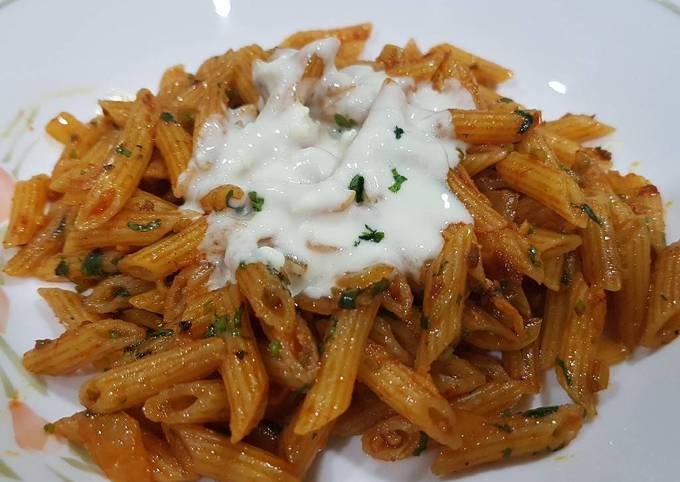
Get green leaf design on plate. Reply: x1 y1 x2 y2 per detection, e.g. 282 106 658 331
48 466 75 482
61 456 102 476
0 337 47 394
0 458 21 480
0 363 17 398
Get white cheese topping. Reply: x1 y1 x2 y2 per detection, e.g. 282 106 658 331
181 38 474 297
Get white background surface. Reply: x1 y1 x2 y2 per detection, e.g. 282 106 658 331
0 0 679 481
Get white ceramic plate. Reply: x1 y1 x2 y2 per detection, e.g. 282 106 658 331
1 0 679 480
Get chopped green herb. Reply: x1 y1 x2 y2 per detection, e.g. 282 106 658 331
492 423 513 433
226 189 234 206
327 323 337 338
420 314 430 330
147 328 174 338
354 224 384 246
349 174 365 203
556 357 573 386
579 203 603 225
574 299 586 316
128 218 162 232
268 340 282 358
339 288 362 309
115 144 132 158
502 447 512 459
388 168 408 193
394 125 404 139
55 258 69 277
205 315 228 337
234 350 247 360
112 287 130 298
160 111 176 123
108 330 121 339
498 97 514 103
522 406 559 419
514 110 534 134
248 191 264 212
43 422 55 433
527 245 541 267
370 278 390 295
179 320 192 334
412 432 429 456
81 249 104 276
334 113 357 129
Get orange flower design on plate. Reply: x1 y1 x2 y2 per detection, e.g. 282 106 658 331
0 166 14 222
9 400 49 451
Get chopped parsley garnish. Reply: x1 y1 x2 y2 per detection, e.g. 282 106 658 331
574 299 586 316
268 340 282 358
522 406 559 419
147 328 174 338
108 330 120 339
370 278 390 295
226 189 234 206
492 423 513 433
43 423 55 433
412 432 429 456
527 245 541 268
334 113 357 129
55 258 69 277
502 447 513 459
420 314 430 330
248 191 264 212
354 224 384 247
388 168 408 193
338 288 362 309
81 249 104 276
112 287 130 298
204 315 228 338
349 174 365 203
579 203 603 225
114 144 132 158
127 218 162 232
514 110 534 134
394 125 404 139
160 111 176 123
556 357 573 386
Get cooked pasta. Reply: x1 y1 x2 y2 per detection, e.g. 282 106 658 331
3 23 678 481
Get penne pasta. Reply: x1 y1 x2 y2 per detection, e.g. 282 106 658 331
38 287 101 329
3 174 50 248
143 380 230 425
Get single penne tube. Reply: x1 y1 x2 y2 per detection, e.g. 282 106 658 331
380 272 414 320
163 424 298 482
230 45 266 105
416 223 473 371
155 111 193 197
278 405 335 477
158 64 193 104
432 404 585 475
460 146 510 176
119 217 207 281
446 166 507 233
369 314 413 366
119 308 163 329
362 415 424 461
294 298 381 434
537 285 572 371
80 338 225 412
541 252 564 291
541 113 614 142
501 342 540 394
578 195 622 291
358 341 462 449
192 81 228 140
214 284 269 442
451 379 532 415
3 203 74 277
64 209 180 254
3 174 50 248
386 50 446 83
38 287 101 329
236 262 297 339
76 89 159 229
431 352 486 399
432 54 483 107
141 429 198 482
143 380 230 424
129 287 168 314
99 99 133 127
535 126 581 167
556 274 606 416
125 188 179 212
642 241 680 347
83 275 154 314
163 262 214 325
612 215 651 348
450 109 540 144
45 112 90 144
23 319 145 375
496 152 588 228
142 151 170 182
